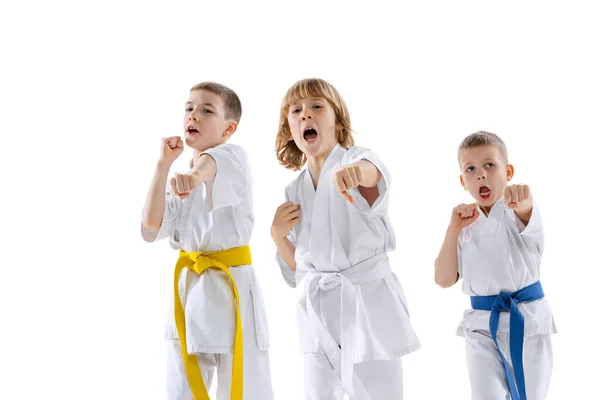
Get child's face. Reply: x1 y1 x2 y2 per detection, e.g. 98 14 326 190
183 89 234 152
459 145 514 209
287 97 337 160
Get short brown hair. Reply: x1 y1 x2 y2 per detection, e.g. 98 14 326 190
276 78 354 171
458 130 508 163
190 82 242 123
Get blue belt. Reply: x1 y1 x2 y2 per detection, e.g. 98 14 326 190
470 281 544 400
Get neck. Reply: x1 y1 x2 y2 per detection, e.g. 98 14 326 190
306 143 337 188
478 196 502 216
479 205 492 217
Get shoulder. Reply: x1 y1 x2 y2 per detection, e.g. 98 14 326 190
284 170 306 199
287 170 305 190
204 143 249 167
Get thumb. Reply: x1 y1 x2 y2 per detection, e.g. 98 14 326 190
342 191 354 203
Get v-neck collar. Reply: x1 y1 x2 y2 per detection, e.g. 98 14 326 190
305 143 343 193
477 197 506 220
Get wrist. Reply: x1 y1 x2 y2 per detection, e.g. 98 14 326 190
447 225 462 238
156 159 173 172
271 229 286 243
515 203 533 222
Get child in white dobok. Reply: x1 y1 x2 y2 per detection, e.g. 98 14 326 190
435 131 557 400
142 82 274 400
271 78 420 400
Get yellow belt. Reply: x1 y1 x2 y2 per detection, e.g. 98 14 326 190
174 246 251 400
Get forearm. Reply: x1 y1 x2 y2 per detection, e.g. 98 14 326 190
356 160 382 188
142 160 172 231
514 205 533 226
434 226 461 288
273 236 297 271
190 154 217 182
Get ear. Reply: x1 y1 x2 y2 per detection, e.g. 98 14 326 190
222 121 238 138
506 164 515 181
460 175 467 191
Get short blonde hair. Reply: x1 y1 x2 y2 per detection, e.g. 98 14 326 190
458 130 508 163
276 78 354 171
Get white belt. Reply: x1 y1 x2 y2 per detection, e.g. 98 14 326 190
304 253 391 396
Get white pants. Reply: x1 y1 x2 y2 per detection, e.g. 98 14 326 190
303 353 403 400
465 330 553 400
166 294 273 400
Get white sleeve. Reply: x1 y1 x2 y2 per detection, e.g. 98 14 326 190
276 186 297 288
342 146 390 215
141 188 179 242
515 201 544 255
202 144 249 212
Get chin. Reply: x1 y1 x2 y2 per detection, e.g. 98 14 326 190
478 196 499 207
303 147 321 157
185 135 203 149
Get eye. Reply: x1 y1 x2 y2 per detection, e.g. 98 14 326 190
466 166 474 172
312 104 322 109
203 108 213 114
185 107 193 112
485 163 495 168
290 108 301 114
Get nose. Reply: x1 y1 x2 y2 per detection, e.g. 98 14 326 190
477 169 487 180
188 108 199 121
301 109 313 120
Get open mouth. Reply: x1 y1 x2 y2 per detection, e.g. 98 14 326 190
303 127 318 143
187 126 199 136
479 186 491 200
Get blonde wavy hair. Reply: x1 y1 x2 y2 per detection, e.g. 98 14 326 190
276 78 354 171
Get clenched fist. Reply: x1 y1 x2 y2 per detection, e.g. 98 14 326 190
450 203 480 231
169 172 201 200
271 202 301 240
160 136 184 163
333 165 363 203
504 184 532 213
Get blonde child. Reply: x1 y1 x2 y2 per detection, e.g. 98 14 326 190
271 78 420 400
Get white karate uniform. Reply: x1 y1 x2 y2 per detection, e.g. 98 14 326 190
276 144 420 400
142 143 274 400
457 198 557 400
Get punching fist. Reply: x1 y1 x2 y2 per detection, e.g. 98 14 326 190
504 184 532 213
169 172 200 200
333 165 363 203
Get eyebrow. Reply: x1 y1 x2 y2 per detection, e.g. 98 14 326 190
185 102 216 108
289 97 326 107
461 158 497 167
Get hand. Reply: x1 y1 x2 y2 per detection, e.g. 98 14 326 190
450 203 480 231
160 136 184 163
333 164 363 203
504 184 532 212
271 202 301 240
169 172 201 200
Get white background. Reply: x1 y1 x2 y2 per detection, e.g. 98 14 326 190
1 1 598 399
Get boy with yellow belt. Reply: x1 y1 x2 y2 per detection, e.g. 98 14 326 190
142 82 274 400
